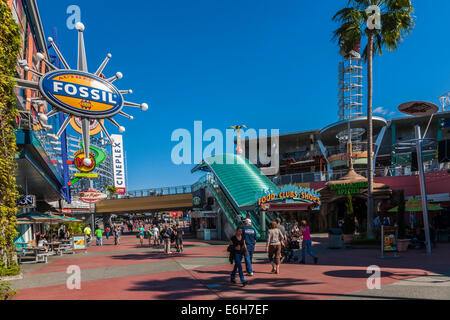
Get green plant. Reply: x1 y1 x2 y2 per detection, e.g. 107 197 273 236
397 191 407 239
64 222 86 235
0 281 17 300
105 185 118 199
333 0 415 238
0 0 22 275
343 194 355 234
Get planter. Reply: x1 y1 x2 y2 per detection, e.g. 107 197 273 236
397 239 411 252
343 234 354 244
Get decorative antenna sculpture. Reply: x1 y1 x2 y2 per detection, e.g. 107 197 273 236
15 22 148 167
229 125 247 155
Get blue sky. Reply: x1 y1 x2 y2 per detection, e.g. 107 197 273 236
37 0 450 190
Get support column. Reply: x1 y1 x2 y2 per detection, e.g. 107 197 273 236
260 210 266 240
391 122 396 176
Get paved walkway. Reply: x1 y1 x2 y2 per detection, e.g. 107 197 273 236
10 234 450 300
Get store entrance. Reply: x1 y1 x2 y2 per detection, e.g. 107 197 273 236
332 196 367 233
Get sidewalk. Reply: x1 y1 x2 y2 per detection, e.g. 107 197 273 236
10 234 450 300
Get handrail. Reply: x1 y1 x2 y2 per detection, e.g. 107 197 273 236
206 180 240 230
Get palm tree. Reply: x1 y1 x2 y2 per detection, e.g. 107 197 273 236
333 0 414 238
105 185 118 199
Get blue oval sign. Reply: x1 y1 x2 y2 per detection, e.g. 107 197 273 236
40 70 123 119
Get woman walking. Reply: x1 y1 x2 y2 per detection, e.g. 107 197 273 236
266 221 284 274
175 224 184 253
299 220 318 264
113 226 120 246
138 223 145 247
229 228 249 287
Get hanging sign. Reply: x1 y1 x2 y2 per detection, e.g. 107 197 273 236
256 185 321 210
74 150 96 172
111 134 126 194
15 22 148 168
40 70 123 118
70 117 103 135
78 188 108 204
329 181 368 195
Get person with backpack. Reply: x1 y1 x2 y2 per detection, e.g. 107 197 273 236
161 224 173 254
175 224 184 253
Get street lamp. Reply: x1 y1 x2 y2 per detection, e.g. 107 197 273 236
397 101 439 255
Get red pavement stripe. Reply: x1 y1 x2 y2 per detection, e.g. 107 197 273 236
13 262 430 300
13 268 220 300
28 244 229 276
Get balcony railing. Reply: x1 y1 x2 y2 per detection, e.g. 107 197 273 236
127 185 192 198
271 161 450 185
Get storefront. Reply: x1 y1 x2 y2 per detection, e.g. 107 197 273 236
189 211 218 240
318 169 392 232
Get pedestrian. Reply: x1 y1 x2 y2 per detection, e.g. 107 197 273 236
161 224 173 254
266 221 284 274
105 226 110 240
152 224 160 247
138 223 145 247
95 226 103 247
83 225 92 246
299 220 318 264
147 227 153 247
242 218 256 276
276 218 287 241
113 226 120 245
229 228 249 287
175 224 184 253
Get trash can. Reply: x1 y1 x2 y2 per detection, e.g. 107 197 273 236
328 228 343 249
203 229 211 241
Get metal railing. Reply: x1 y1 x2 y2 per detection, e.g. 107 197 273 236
127 185 192 198
271 162 450 185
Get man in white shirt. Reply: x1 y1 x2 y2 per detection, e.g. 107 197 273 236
152 225 160 246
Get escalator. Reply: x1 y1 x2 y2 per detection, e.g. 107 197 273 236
192 154 278 240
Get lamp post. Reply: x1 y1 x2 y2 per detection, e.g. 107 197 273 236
398 101 439 255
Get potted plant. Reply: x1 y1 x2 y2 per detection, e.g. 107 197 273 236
342 194 355 243
396 192 410 252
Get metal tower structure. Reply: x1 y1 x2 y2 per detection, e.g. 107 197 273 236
439 92 449 111
337 53 365 152
338 55 363 121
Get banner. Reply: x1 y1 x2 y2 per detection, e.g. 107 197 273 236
111 134 126 194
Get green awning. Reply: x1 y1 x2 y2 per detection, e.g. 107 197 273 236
388 198 443 213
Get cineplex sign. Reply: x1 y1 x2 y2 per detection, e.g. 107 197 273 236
329 181 368 195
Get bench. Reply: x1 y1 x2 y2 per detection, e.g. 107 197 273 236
17 248 49 264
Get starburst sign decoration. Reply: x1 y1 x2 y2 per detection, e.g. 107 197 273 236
15 22 148 167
